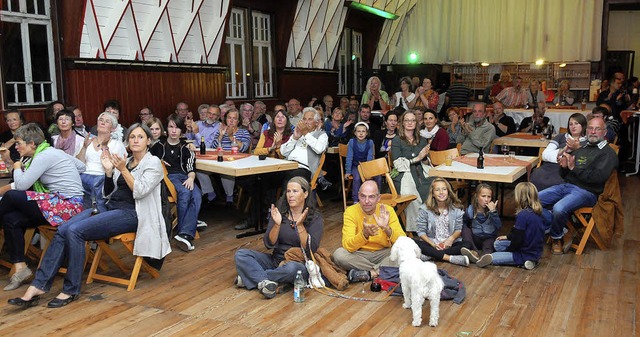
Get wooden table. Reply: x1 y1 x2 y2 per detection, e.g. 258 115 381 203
492 133 550 149
196 154 298 237
430 153 539 215
430 153 539 183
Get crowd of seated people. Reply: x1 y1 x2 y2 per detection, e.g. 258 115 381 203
0 69 634 308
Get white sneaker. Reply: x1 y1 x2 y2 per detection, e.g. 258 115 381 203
449 255 469 267
196 220 208 229
257 280 278 299
235 275 245 288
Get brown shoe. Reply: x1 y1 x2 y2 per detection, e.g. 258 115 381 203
552 239 563 255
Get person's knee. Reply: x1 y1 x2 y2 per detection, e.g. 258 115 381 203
235 248 251 263
331 248 350 265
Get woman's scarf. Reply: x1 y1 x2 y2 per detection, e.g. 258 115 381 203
55 134 76 156
24 142 51 192
420 125 440 139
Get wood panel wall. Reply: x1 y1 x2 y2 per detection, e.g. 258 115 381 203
278 70 338 104
65 69 226 127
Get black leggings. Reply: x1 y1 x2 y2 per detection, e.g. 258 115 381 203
0 190 48 263
414 238 472 261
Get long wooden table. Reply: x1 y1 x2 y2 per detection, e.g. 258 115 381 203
196 154 298 237
492 133 550 149
430 153 539 183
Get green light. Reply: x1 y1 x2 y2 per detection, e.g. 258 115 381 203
408 53 418 63
347 1 399 20
351 54 356 61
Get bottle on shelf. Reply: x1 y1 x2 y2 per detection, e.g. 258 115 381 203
200 136 206 155
477 148 484 169
294 270 305 303
231 137 239 154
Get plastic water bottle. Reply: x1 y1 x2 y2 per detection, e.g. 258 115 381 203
294 270 305 303
231 136 239 154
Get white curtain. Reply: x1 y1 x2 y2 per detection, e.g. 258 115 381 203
392 0 603 64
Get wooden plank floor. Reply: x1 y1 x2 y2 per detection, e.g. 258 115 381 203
0 175 638 336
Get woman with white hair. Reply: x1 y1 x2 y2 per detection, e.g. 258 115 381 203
362 76 389 111
280 107 329 187
76 112 127 212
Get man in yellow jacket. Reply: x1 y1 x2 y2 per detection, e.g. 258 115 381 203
332 180 406 282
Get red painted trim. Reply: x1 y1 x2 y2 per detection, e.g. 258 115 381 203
175 0 206 56
141 1 171 53
89 0 107 58
128 0 145 61
197 13 207 61
104 1 128 51
165 7 178 62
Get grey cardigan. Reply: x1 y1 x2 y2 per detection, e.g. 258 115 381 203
104 152 171 259
415 204 464 242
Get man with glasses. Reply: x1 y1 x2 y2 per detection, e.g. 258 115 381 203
332 180 406 283
538 117 618 255
176 102 189 119
187 105 221 148
240 103 261 148
287 98 303 126
138 107 153 123
459 103 496 154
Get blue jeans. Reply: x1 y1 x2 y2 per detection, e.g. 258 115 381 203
81 173 106 213
538 183 597 239
168 173 201 238
31 207 138 295
234 249 307 290
491 239 516 266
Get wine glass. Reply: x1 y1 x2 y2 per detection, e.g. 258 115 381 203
501 145 509 161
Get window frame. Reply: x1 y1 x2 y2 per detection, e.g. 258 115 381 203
1 0 58 107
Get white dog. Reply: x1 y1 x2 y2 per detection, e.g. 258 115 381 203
390 236 444 327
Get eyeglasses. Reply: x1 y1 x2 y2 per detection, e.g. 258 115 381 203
15 140 26 146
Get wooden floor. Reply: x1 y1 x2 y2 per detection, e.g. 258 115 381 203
0 175 638 336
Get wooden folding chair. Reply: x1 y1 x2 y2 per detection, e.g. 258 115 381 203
162 163 199 239
0 228 37 271
565 144 619 255
36 225 105 273
310 152 326 207
338 144 353 210
430 148 468 200
86 232 160 291
357 158 417 227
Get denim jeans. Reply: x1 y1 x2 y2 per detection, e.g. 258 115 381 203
234 248 307 290
168 173 202 238
538 183 597 239
81 173 106 213
491 239 516 266
31 207 138 295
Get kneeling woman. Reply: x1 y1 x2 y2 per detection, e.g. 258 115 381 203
9 123 171 308
234 177 323 299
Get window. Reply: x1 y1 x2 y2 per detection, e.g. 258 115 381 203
225 8 275 99
1 0 57 106
337 29 363 96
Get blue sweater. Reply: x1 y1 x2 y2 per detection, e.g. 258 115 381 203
507 208 545 264
345 138 374 173
464 205 502 238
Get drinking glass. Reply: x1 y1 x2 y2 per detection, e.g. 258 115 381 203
501 145 509 161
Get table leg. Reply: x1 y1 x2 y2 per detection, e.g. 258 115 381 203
237 175 267 238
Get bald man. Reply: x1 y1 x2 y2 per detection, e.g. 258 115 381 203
332 180 406 283
538 117 618 255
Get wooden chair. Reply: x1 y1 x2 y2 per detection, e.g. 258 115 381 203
565 144 619 255
162 163 199 239
357 158 417 226
0 228 37 271
558 127 568 134
86 232 160 291
429 148 468 200
37 225 104 273
310 152 326 207
338 144 353 210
